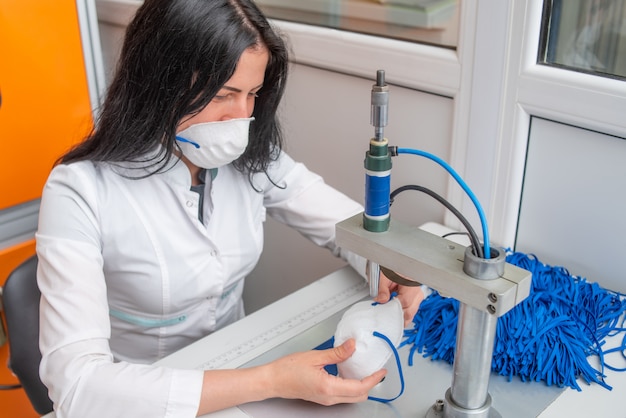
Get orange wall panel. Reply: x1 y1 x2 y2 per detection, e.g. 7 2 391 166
0 0 94 210
0 2 94 413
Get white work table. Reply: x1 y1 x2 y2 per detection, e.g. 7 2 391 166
157 264 626 418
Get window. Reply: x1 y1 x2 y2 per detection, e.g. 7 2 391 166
256 0 459 48
539 0 626 80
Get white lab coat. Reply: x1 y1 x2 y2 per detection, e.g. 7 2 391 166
36 150 366 417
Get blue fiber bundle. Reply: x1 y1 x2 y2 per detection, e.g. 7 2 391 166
400 251 626 391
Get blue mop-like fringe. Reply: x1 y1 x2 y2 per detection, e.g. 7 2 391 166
400 250 626 391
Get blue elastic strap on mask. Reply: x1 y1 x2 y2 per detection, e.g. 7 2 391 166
315 294 406 403
315 331 405 404
371 291 398 306
175 136 200 148
367 331 405 403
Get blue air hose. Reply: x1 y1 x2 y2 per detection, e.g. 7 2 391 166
395 147 491 259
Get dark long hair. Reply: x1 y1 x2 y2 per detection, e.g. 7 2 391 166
60 0 288 176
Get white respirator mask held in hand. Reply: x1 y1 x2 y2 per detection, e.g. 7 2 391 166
333 296 406 402
175 117 254 169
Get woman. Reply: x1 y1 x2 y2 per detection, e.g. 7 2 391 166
36 0 423 416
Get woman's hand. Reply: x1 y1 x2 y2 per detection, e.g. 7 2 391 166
269 338 387 406
375 271 425 327
197 339 385 415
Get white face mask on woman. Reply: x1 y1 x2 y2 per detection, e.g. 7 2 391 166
175 117 254 169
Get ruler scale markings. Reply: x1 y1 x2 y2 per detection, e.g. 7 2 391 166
200 281 367 370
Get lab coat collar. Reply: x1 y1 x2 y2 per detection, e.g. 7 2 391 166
105 146 197 189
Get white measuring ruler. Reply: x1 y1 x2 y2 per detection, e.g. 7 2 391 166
156 267 369 371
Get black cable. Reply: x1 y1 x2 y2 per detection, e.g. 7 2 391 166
442 231 472 241
390 184 484 258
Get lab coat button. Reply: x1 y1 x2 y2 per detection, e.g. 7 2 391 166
186 200 193 207
210 250 217 257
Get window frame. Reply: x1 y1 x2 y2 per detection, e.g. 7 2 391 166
486 0 626 246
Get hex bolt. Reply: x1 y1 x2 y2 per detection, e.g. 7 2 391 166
434 399 444 412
